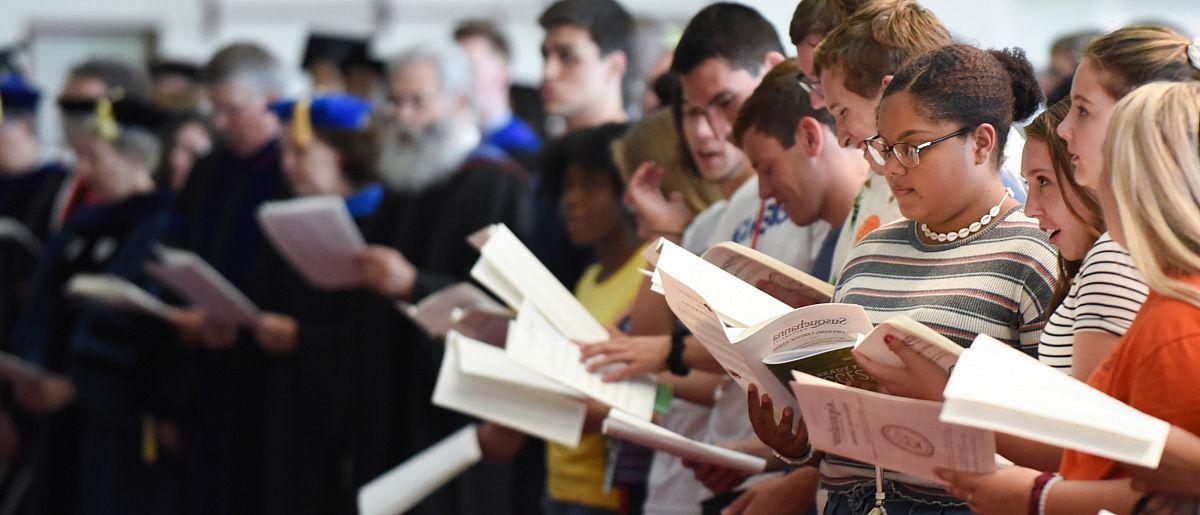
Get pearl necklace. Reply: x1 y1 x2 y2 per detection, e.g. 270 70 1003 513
920 192 1010 243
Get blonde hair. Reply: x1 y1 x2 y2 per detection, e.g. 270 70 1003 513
1107 81 1200 308
610 108 722 215
1084 25 1200 100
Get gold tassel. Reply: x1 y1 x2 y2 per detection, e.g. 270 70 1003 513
95 96 119 142
141 414 158 464
292 97 314 148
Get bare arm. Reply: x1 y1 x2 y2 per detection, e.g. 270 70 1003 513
1070 331 1122 381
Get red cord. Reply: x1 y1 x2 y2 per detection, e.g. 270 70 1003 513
750 199 766 250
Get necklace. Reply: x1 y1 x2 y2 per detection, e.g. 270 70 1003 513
921 191 1010 243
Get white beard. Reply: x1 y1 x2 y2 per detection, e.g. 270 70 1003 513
377 118 481 193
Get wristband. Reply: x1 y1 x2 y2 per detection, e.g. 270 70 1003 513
1028 471 1061 515
667 326 691 376
772 444 818 468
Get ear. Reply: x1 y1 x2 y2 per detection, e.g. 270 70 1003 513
971 123 998 166
605 50 629 82
797 117 825 158
880 74 894 90
763 51 786 70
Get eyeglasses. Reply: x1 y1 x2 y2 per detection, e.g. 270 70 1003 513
864 127 972 168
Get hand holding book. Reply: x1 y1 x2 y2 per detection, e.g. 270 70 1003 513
745 383 812 463
852 334 951 402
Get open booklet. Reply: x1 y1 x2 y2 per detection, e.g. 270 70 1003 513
357 424 482 515
657 267 872 419
398 282 513 340
257 196 367 290
701 242 834 307
432 331 587 447
65 273 179 321
145 246 260 326
602 409 766 474
507 303 657 421
940 334 1171 468
469 224 608 342
852 315 963 371
647 238 792 328
791 371 997 483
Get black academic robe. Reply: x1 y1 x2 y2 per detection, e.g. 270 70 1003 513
165 139 290 515
6 189 181 515
0 163 69 345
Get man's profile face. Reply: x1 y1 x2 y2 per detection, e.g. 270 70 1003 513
540 24 613 120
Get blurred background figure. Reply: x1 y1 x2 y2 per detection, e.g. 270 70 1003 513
1040 28 1101 103
148 59 205 112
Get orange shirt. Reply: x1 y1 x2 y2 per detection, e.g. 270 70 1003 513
1060 279 1200 480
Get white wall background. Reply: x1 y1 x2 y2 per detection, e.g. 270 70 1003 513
1 0 1197 103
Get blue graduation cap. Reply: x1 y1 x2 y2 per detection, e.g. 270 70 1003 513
270 94 372 147
0 74 41 119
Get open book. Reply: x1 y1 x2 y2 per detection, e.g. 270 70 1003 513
791 371 997 483
853 315 963 372
469 224 608 342
649 238 793 329
701 242 834 307
602 409 766 474
257 196 367 290
507 303 657 421
65 274 178 321
763 342 878 392
432 331 587 447
399 282 513 339
357 424 482 515
940 334 1170 468
657 268 872 419
145 246 260 326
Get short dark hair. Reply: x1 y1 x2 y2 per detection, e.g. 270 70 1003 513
68 58 151 101
670 3 784 77
883 44 1044 166
789 0 872 45
733 61 834 148
541 122 629 199
538 0 634 59
316 127 380 187
454 19 511 60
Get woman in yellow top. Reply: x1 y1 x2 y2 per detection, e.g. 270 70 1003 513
542 122 648 514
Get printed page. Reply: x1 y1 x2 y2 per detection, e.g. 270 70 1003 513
702 242 834 307
65 273 179 320
432 332 586 447
791 371 996 483
854 315 962 371
506 304 657 420
357 424 482 515
402 282 512 338
146 247 260 325
474 224 607 342
469 257 524 310
658 270 798 420
257 196 367 290
602 409 767 474
654 239 790 328
941 334 1169 468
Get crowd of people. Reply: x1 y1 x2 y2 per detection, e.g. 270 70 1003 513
0 0 1198 514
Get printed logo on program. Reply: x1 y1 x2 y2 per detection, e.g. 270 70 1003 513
880 425 935 457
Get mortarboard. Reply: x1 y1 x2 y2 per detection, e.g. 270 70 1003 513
269 93 372 147
302 34 370 70
0 74 42 118
149 60 202 82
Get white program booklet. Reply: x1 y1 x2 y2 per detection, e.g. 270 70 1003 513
432 331 587 447
650 238 792 328
257 196 367 290
658 269 871 420
357 424 482 515
602 409 767 474
506 304 657 420
469 224 608 342
399 282 512 339
791 371 997 483
940 334 1170 468
145 246 260 326
65 273 179 321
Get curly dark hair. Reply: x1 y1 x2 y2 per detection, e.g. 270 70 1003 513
882 44 1044 166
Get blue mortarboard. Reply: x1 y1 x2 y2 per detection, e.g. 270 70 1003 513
0 74 41 114
270 94 372 147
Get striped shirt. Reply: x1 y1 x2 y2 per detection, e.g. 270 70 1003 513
1038 233 1148 374
822 207 1059 492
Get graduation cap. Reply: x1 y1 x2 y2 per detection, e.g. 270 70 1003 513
269 94 372 147
57 92 171 142
0 74 42 120
149 60 202 82
302 34 371 70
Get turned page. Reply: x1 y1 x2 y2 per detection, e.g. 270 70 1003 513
940 334 1170 468
652 238 791 328
701 242 834 307
65 274 179 320
602 409 766 474
357 424 482 515
146 246 259 325
257 196 367 290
